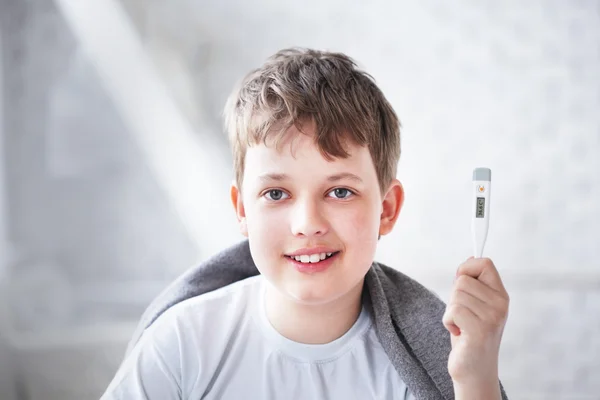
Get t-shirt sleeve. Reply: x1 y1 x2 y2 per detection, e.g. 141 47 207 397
100 313 184 400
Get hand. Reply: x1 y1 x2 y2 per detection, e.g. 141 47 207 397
442 257 510 390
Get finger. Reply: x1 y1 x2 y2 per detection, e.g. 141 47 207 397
447 322 461 337
456 257 507 295
443 303 479 337
449 287 488 322
454 275 509 307
442 310 461 336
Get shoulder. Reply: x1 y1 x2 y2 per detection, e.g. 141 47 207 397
133 275 263 395
372 261 443 297
151 274 263 336
367 261 447 318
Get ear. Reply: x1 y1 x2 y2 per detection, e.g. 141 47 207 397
230 181 248 237
379 179 404 237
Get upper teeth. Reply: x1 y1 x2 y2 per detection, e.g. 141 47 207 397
293 252 333 263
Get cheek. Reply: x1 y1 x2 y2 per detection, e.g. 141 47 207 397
246 207 283 272
335 205 380 272
335 202 381 242
245 204 287 243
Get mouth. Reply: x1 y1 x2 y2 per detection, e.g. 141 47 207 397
284 251 340 264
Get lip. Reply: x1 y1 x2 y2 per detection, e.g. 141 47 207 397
285 246 339 257
285 251 340 274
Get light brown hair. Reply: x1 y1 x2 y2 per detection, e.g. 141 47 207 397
224 48 401 194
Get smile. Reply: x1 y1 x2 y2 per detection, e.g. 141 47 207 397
285 251 339 264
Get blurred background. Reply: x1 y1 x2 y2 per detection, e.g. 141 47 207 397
0 0 598 399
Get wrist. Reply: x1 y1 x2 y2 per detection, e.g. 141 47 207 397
453 377 501 400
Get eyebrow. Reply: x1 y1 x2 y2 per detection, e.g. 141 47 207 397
258 172 363 183
327 173 363 183
258 173 289 183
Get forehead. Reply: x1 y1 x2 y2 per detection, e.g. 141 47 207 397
243 130 375 183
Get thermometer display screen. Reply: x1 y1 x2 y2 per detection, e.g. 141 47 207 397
476 197 485 218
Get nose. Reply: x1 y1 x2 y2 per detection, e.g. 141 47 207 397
290 197 329 237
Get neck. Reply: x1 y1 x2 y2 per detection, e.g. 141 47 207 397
264 279 365 344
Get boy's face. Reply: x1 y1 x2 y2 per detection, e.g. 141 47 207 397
231 125 403 306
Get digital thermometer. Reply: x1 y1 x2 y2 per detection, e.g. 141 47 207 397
472 168 491 258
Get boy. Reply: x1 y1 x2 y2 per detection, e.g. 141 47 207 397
102 48 509 399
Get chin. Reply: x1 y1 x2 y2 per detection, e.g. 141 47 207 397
291 289 333 303
284 280 355 306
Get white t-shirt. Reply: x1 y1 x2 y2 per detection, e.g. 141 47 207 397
101 275 415 399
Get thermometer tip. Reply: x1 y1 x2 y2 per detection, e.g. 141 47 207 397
473 168 491 181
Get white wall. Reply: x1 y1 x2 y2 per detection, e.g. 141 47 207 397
0 1 6 281
0 23 18 400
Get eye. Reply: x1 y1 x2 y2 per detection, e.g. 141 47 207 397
263 189 289 201
327 188 354 199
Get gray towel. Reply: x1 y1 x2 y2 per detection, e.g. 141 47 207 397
125 240 508 400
